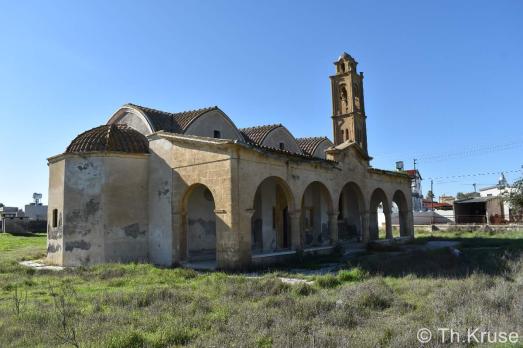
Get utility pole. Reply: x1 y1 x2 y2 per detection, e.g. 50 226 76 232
431 179 434 225
431 179 434 210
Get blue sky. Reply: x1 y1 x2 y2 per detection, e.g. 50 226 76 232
1 0 522 207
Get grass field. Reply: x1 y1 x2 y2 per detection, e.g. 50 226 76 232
1 230 523 347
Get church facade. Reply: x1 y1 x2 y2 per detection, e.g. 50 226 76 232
46 53 414 269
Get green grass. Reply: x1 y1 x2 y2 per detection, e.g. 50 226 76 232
0 233 46 262
1 231 523 347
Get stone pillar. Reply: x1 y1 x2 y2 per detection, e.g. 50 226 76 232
215 208 239 270
384 210 393 239
289 209 302 250
405 210 415 238
328 212 339 244
361 210 370 243
171 211 186 265
238 208 255 265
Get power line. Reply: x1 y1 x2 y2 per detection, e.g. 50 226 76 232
418 141 523 163
427 167 522 180
376 139 523 164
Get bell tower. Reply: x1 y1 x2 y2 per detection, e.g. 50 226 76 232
330 52 368 153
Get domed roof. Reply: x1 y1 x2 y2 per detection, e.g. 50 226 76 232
66 124 149 154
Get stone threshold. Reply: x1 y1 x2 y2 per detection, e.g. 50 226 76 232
252 250 296 259
303 245 334 253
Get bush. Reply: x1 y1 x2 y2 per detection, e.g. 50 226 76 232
107 330 146 348
292 282 316 296
350 279 394 310
338 268 367 282
316 274 341 288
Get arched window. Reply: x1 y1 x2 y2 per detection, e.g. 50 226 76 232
353 83 360 98
340 86 348 113
340 86 348 101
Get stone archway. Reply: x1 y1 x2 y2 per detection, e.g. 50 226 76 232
393 190 410 237
251 176 294 254
301 181 333 247
338 182 365 242
182 184 217 261
369 188 390 240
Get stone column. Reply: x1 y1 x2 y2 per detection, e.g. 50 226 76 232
384 210 393 240
405 210 415 238
171 211 186 265
328 212 339 244
289 209 302 250
361 210 370 243
238 208 255 265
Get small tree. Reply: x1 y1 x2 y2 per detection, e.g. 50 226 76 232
504 178 523 221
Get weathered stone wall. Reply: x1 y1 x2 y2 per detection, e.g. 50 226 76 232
47 153 148 266
311 140 332 159
147 138 174 265
47 159 65 265
103 156 149 263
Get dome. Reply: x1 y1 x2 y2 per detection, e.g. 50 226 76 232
66 124 149 154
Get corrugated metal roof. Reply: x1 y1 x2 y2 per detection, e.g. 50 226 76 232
454 196 498 204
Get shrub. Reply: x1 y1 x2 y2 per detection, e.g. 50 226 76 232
338 268 367 282
316 274 341 288
351 279 394 310
292 282 316 296
107 330 146 348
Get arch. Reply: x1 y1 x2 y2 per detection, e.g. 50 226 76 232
107 105 155 136
181 183 217 261
369 188 390 240
261 126 303 155
392 190 410 237
338 182 365 242
184 108 244 141
251 176 295 254
301 181 334 247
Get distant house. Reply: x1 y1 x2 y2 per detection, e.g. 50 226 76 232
24 194 48 221
405 169 424 211
439 195 455 205
476 173 516 222
422 199 453 211
454 196 505 224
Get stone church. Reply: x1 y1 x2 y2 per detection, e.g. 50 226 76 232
47 53 414 269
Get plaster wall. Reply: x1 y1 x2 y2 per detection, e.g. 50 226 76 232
311 140 332 159
262 127 303 154
47 154 148 266
47 160 65 264
148 138 174 265
185 110 243 141
114 111 153 135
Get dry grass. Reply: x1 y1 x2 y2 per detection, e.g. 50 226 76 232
0 231 523 347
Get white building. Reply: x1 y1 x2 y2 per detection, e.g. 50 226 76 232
479 173 513 222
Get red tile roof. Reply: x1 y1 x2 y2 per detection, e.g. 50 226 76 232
126 103 218 133
296 137 333 156
66 124 149 154
239 124 282 144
